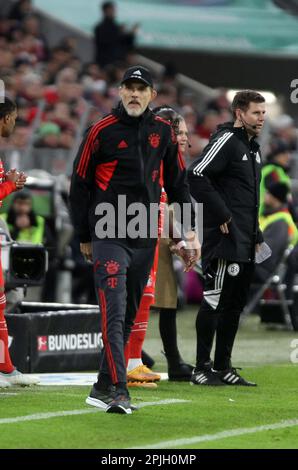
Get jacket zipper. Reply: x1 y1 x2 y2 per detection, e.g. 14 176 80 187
250 148 259 255
137 121 145 186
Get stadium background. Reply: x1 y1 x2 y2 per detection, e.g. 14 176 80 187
0 0 298 451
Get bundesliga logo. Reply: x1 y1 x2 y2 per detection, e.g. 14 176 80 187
37 333 102 352
37 336 48 352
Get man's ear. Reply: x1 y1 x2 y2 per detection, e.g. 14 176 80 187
151 89 157 101
235 108 242 121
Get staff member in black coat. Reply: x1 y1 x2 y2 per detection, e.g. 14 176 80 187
188 90 266 386
94 1 138 68
70 66 199 413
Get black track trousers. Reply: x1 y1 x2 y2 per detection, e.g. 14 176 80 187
92 240 156 384
196 259 254 370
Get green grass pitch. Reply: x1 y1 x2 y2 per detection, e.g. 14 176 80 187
1 308 298 449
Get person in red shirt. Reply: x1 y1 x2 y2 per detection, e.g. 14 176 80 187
0 96 39 388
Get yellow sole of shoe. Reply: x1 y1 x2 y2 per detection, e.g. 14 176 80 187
127 381 158 388
126 375 161 382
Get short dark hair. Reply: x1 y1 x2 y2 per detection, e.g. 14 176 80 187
231 90 265 120
102 1 114 13
12 189 32 202
0 97 17 120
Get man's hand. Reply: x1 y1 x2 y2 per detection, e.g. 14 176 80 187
15 172 27 190
179 247 198 272
6 168 19 183
185 230 201 262
80 242 93 263
220 217 232 234
255 243 261 253
172 231 201 272
6 169 27 189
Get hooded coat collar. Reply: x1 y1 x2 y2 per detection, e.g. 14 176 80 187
112 102 154 126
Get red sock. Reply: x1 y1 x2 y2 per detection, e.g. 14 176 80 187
0 296 14 373
129 295 152 360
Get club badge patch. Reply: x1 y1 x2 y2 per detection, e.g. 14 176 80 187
105 260 120 275
148 133 160 148
227 263 240 277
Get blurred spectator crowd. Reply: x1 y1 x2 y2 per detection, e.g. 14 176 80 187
1 1 298 313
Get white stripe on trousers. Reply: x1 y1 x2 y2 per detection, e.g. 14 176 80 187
204 259 226 310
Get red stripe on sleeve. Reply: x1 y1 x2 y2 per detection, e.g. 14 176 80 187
177 148 186 170
159 160 164 187
77 115 115 176
95 160 118 191
154 116 171 126
77 115 118 178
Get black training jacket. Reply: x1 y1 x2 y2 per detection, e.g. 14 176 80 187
70 104 194 247
188 122 263 271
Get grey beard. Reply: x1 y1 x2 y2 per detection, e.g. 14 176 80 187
123 103 146 117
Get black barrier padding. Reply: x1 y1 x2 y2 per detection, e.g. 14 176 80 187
259 304 285 324
19 302 99 313
291 293 298 330
6 310 102 373
6 315 32 373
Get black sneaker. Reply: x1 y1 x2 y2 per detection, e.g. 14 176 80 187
86 384 138 412
86 384 116 410
106 390 132 414
215 368 257 386
142 349 155 369
168 360 194 381
190 367 225 386
163 352 194 381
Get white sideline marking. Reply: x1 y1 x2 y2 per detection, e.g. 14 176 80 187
137 399 188 409
0 399 189 425
0 393 18 396
132 418 298 449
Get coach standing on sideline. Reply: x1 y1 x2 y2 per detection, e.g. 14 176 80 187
188 90 266 387
70 66 199 414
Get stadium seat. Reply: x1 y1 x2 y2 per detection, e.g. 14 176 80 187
242 247 298 330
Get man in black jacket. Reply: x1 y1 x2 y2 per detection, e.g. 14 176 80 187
70 66 199 413
94 2 138 68
188 90 266 386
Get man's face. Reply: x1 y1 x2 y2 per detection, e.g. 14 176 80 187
264 191 281 211
105 5 116 19
275 151 291 170
119 81 157 117
176 119 189 154
13 198 32 215
239 101 266 137
1 109 18 137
